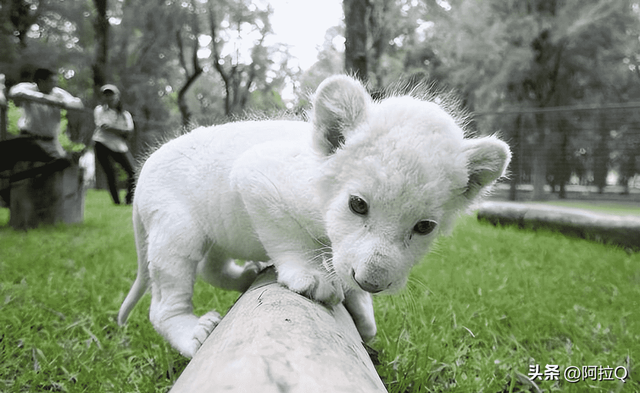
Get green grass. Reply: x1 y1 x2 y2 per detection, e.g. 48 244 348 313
1 191 639 392
374 214 640 392
0 190 239 392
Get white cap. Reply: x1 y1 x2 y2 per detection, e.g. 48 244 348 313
100 84 120 95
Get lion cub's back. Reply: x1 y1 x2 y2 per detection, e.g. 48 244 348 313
136 120 311 203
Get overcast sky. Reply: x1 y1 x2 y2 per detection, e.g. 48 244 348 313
267 0 344 70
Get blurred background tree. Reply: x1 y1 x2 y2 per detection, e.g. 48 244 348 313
1 0 639 199
0 0 293 147
417 0 640 200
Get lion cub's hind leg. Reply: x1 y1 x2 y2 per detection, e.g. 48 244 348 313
146 232 221 358
197 247 266 292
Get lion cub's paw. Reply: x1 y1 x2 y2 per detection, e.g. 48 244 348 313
243 261 262 274
232 261 267 292
190 310 222 355
278 269 344 306
242 260 270 281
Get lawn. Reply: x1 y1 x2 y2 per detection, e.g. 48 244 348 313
1 190 638 392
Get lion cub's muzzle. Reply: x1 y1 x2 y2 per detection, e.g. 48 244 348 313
350 268 393 294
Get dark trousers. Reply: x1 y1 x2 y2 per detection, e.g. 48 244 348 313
0 135 60 172
94 142 135 205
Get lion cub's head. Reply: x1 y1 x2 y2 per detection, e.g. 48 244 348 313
310 75 511 294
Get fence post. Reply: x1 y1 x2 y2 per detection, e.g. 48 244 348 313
170 267 388 393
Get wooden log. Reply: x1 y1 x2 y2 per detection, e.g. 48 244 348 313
170 267 388 393
477 201 640 251
9 162 85 230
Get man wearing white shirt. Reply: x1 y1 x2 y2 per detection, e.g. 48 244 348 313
0 68 84 173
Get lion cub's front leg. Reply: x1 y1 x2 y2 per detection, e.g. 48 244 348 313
274 254 375 341
344 289 376 341
232 153 344 305
275 254 344 306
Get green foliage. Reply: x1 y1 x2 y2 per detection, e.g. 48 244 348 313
1 193 638 392
58 132 86 153
0 0 290 146
406 0 640 198
6 102 21 136
248 89 286 113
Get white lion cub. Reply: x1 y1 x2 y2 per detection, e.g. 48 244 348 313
117 75 511 358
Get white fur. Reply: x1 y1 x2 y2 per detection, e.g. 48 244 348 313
117 75 511 358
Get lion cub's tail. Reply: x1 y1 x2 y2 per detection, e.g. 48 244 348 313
117 205 150 326
117 268 148 325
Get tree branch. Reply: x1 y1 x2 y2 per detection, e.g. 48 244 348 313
208 3 232 115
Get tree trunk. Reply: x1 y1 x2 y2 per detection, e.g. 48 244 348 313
176 24 203 127
593 119 609 194
531 113 547 201
8 0 40 49
207 4 259 117
92 0 109 90
558 131 568 199
343 0 370 81
509 114 522 201
368 0 391 89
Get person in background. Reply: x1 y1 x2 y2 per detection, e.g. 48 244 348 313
0 68 84 173
0 74 6 108
93 84 136 205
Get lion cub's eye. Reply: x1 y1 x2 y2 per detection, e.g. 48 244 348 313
413 220 438 235
348 195 369 216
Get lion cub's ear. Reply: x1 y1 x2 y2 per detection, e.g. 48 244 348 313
311 75 371 155
463 136 512 199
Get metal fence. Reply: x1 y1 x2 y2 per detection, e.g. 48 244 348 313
473 103 640 203
2 91 639 203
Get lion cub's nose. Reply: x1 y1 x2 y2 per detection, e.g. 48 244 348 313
351 269 389 294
